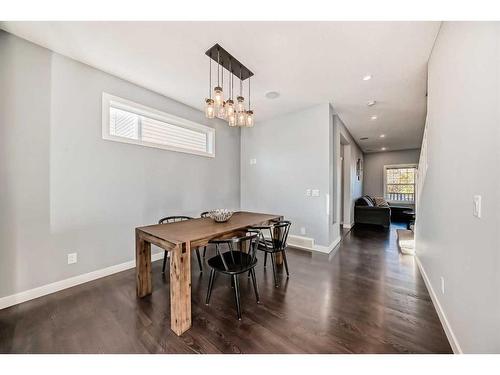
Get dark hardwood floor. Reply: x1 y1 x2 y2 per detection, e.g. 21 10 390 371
0 223 452 353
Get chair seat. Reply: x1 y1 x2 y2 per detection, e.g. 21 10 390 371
207 251 257 275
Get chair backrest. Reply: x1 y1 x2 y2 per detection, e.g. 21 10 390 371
271 221 291 251
158 215 193 224
249 220 291 252
210 233 260 271
200 211 210 218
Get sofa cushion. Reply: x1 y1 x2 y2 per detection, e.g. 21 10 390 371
373 196 390 207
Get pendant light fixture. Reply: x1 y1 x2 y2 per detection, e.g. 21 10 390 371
213 48 224 112
204 44 255 128
227 59 237 126
246 76 254 127
236 65 247 126
204 57 215 119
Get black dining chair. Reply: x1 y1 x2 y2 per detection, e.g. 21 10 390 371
158 216 203 273
200 211 211 258
205 233 261 320
249 221 292 287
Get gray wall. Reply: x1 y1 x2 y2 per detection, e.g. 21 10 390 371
0 31 241 298
241 103 362 249
415 22 500 353
241 104 331 246
363 149 420 198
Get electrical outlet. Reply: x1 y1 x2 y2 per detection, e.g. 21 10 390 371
440 276 445 294
473 195 481 218
67 253 77 265
312 189 320 197
300 227 306 235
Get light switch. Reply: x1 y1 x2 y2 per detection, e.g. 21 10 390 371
249 158 257 165
473 195 481 218
312 189 320 197
305 189 311 196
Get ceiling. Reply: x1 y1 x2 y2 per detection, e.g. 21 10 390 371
0 21 440 152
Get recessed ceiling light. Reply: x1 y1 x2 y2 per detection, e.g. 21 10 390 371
380 134 386 138
363 74 372 81
367 100 376 107
370 115 378 120
265 91 280 99
381 147 387 151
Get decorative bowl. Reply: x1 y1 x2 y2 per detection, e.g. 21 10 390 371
208 209 234 223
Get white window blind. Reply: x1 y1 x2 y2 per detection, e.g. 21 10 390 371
102 93 215 157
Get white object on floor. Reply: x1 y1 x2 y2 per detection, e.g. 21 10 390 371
397 229 415 255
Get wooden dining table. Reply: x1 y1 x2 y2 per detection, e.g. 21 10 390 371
135 211 283 336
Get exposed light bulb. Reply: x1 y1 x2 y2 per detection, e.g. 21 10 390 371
205 98 215 119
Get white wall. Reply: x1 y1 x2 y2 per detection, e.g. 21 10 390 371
415 22 500 353
0 31 241 298
363 149 420 198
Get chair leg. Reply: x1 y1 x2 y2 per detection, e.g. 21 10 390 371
196 248 203 272
162 251 168 274
203 246 207 258
250 268 260 303
205 269 216 305
282 250 290 277
232 275 242 320
264 252 268 267
270 253 279 288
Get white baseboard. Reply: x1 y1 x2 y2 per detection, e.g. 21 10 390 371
287 234 341 255
0 252 164 310
342 222 355 229
415 255 463 354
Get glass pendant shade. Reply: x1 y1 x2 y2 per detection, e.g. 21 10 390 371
228 110 237 127
236 96 245 113
246 110 254 127
217 101 227 119
205 98 215 119
225 99 234 118
213 86 224 109
237 110 247 126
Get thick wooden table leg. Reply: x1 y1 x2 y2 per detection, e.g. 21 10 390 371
136 230 152 297
170 241 191 336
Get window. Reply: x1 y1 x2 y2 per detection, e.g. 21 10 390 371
102 93 215 157
384 164 417 203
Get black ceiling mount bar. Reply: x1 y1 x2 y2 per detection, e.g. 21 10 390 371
205 43 254 81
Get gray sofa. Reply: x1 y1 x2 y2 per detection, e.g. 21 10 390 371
354 195 391 229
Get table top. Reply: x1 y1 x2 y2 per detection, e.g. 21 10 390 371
136 211 282 244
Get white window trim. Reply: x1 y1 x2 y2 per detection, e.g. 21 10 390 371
383 163 418 204
102 92 215 158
